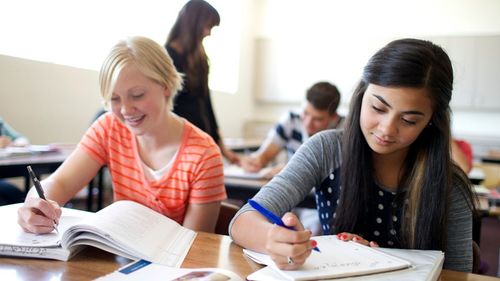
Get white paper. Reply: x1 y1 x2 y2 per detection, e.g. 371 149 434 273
246 238 444 281
245 235 413 281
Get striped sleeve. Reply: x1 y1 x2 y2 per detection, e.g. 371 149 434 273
186 125 226 204
79 113 112 165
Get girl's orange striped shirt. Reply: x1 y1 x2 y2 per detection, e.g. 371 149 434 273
80 113 226 224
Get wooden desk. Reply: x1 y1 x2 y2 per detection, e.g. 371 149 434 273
224 137 262 152
0 232 497 281
470 167 486 185
482 155 500 165
0 145 105 211
224 177 317 208
224 177 268 202
0 147 73 191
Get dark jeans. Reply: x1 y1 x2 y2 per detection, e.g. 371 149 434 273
0 180 25 205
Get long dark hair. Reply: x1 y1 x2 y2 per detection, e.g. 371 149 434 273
165 0 220 95
334 38 477 251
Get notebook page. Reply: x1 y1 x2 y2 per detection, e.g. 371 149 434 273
247 248 443 281
247 235 411 281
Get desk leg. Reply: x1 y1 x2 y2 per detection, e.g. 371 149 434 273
497 247 500 277
87 179 94 212
86 168 105 212
97 168 104 210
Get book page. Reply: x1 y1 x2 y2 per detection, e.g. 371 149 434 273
61 200 196 267
0 203 92 247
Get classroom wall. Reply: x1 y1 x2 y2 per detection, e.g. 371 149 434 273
0 54 101 144
1 0 500 156
0 1 255 145
247 0 500 157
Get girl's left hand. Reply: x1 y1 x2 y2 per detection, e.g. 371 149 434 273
223 148 240 165
337 232 379 247
0 136 12 148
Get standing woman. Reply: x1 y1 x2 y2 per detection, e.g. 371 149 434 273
18 36 226 233
229 38 478 272
166 0 239 163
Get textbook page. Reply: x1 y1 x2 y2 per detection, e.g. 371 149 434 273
96 259 244 281
245 235 412 281
61 200 196 267
0 203 92 260
247 247 444 281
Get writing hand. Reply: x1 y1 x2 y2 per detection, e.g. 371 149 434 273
266 212 317 270
240 156 263 173
0 136 12 148
18 197 61 234
337 232 379 247
223 148 241 165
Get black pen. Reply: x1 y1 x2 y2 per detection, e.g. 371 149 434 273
27 165 59 233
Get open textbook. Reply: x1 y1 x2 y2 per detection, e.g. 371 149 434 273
0 201 196 267
96 259 244 281
245 235 444 281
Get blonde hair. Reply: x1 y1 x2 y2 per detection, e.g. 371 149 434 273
99 36 182 109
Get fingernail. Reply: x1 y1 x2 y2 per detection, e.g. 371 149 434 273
311 240 318 247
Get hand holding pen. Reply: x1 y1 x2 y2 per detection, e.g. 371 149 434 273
249 199 320 269
249 199 320 251
27 165 59 233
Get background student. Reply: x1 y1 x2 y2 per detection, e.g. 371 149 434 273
240 81 344 178
240 81 344 236
229 38 477 272
0 117 29 205
18 36 226 233
0 117 29 148
165 0 239 163
452 138 473 173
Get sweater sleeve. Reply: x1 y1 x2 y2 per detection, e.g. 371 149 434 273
443 184 473 272
229 130 342 237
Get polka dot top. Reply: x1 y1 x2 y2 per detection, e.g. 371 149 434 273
315 168 403 248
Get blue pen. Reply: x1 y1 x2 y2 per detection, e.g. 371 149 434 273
248 199 320 252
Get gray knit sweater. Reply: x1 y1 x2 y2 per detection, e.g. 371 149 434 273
229 129 473 272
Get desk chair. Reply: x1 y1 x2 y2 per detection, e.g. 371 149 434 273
86 167 106 212
215 201 240 235
473 240 481 274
